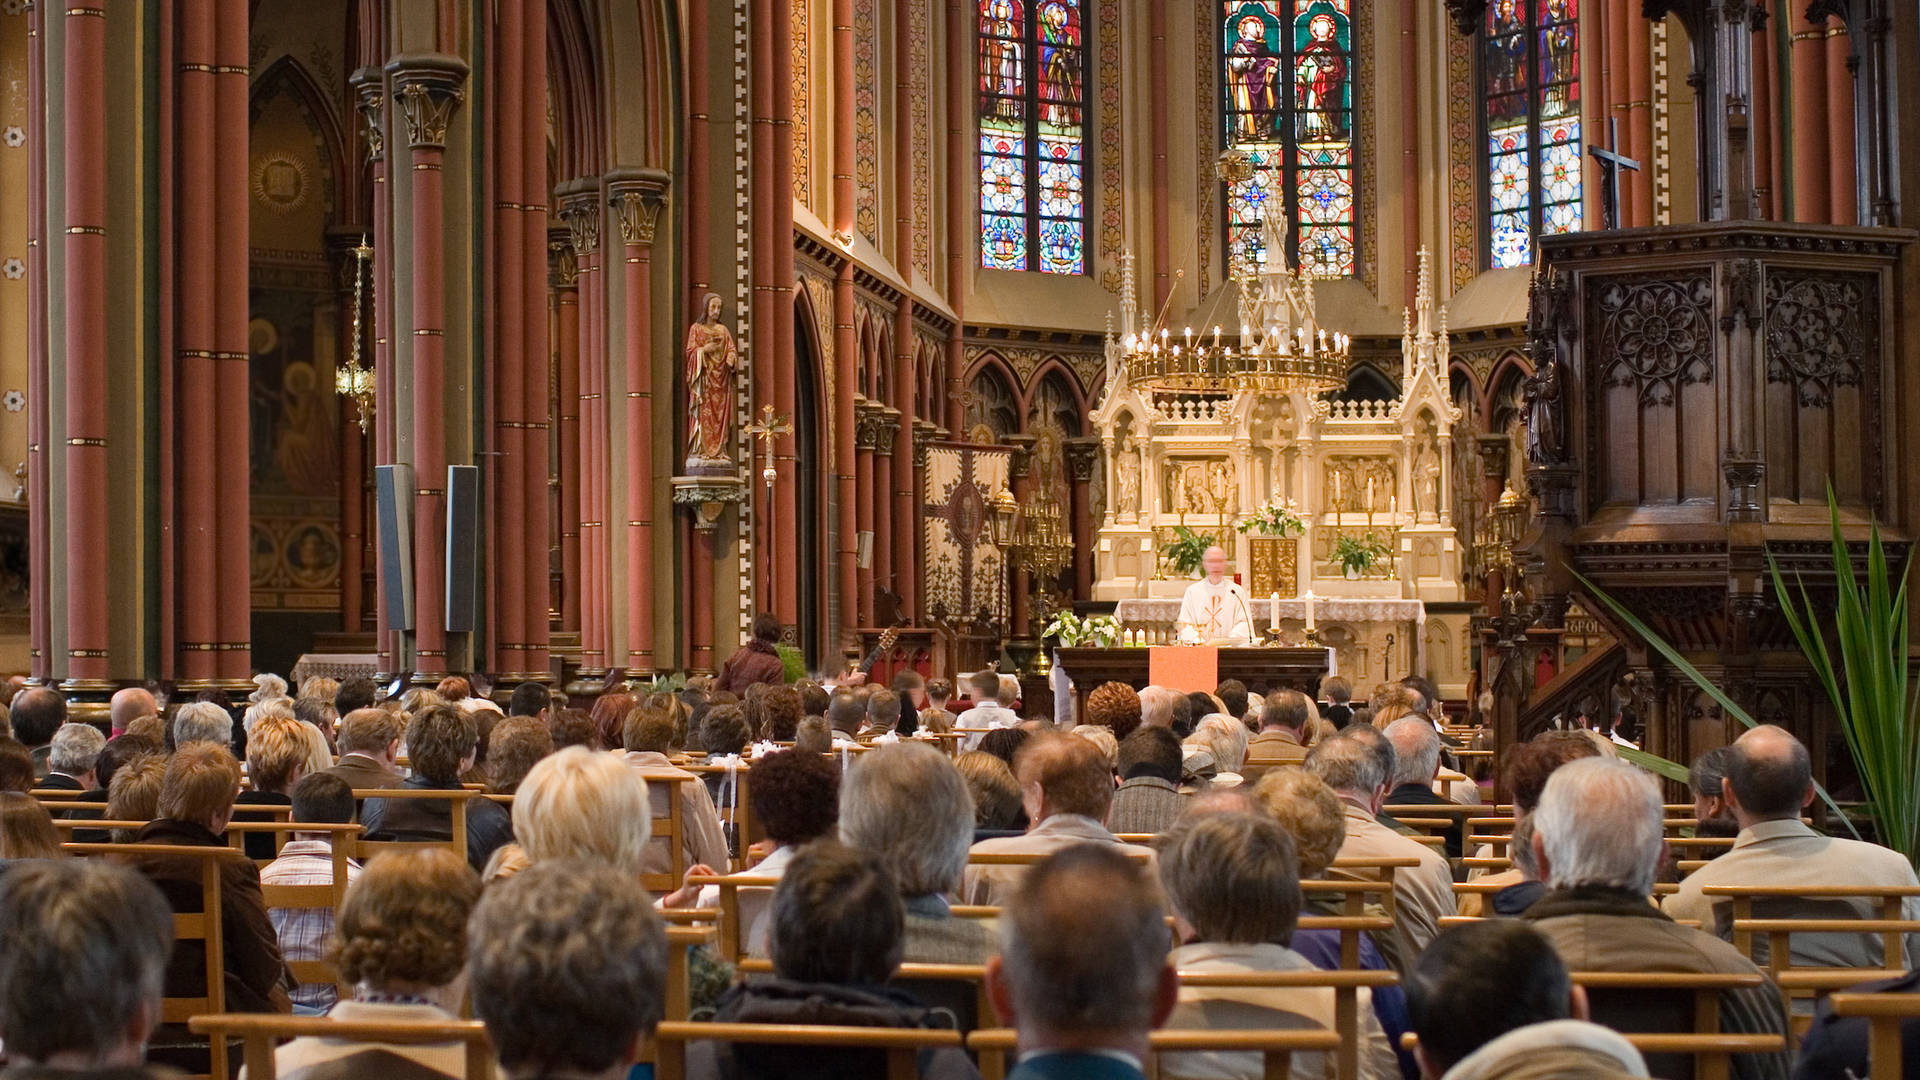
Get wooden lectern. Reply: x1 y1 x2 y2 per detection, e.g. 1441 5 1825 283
1052 646 1332 718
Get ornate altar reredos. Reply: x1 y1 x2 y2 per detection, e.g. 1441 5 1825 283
1091 247 1470 696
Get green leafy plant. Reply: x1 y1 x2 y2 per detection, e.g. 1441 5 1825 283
1332 533 1390 577
1042 610 1122 648
1162 526 1218 578
1236 497 1306 539
1576 487 1908 854
776 644 807 684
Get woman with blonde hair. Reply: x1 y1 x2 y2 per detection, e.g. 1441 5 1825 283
0 791 63 859
267 848 482 1079
512 745 654 875
1185 714 1249 778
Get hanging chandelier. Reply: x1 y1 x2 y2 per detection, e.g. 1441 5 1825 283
337 238 376 432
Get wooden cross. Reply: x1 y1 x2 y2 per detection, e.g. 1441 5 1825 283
745 405 791 490
1589 117 1641 231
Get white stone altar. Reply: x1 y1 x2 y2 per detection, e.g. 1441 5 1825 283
1091 243 1470 697
1112 597 1427 680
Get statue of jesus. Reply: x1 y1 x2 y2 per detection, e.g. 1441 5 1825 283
684 292 738 473
1176 545 1254 645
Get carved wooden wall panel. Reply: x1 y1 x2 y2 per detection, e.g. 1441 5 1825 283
1585 270 1717 512
1762 270 1881 509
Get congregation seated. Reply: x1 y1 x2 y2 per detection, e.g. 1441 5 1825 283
172 700 236 752
1377 718 1463 859
1109 727 1187 835
1305 733 1453 963
511 744 655 880
1244 691 1312 777
827 691 866 747
1071 725 1120 771
955 750 1026 833
1157 811 1397 1080
956 668 1020 749
1319 676 1355 730
618 702 731 873
319 707 406 794
261 773 363 1014
891 670 926 736
1521 757 1789 1080
688 840 981 1080
483 715 553 795
760 685 805 743
679 748 838 938
859 688 903 739
792 715 834 755
984 844 1176 1080
840 742 997 963
962 732 1145 906
1664 724 1920 967
1087 682 1144 742
1184 714 1249 789
469 859 669 1080
0 789 64 862
1458 730 1603 917
40 721 104 792
976 726 1030 767
268 848 481 1080
1687 745 1740 842
920 678 957 734
360 704 515 871
13 686 67 779
0 859 177 1079
1407 920 1649 1080
106 754 167 843
1794 967 1920 1080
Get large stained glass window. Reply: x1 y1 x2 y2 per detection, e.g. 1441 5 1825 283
1221 1 1355 279
1483 0 1581 268
979 0 1086 274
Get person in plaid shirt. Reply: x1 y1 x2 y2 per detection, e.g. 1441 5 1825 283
262 771 363 1013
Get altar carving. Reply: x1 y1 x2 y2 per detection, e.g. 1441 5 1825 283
1090 243 1471 695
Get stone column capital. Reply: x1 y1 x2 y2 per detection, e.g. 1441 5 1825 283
1005 433 1039 479
349 67 386 162
1063 436 1101 482
605 167 672 247
557 181 603 256
548 227 578 289
873 405 901 455
385 54 469 150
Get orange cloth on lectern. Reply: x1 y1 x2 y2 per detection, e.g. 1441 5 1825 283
1148 646 1219 694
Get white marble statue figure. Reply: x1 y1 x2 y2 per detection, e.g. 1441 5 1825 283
1415 438 1442 523
1116 435 1141 520
1176 545 1254 645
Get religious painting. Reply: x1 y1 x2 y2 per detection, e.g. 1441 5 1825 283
1482 0 1581 268
978 0 1085 275
1221 1 1354 278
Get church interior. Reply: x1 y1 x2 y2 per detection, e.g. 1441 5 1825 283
5 1 1920 1077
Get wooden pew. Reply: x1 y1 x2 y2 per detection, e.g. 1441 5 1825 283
188 1012 492 1080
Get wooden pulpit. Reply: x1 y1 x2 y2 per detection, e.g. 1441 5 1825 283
1052 646 1332 718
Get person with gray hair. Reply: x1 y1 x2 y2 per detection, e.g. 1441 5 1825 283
1377 716 1463 858
1158 812 1396 1080
172 700 234 751
986 845 1176 1080
1523 757 1788 1080
1139 685 1178 731
1244 690 1312 779
0 860 175 1074
1305 732 1452 964
41 722 108 791
838 742 996 963
468 859 669 1080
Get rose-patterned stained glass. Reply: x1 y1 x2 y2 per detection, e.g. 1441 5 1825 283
978 0 1086 274
1482 0 1582 268
1221 1 1355 278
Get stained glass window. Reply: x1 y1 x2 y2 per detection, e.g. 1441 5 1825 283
1483 0 1581 269
1221 1 1356 279
979 0 1086 274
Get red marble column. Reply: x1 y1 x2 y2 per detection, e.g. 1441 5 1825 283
490 0 528 678
389 56 468 684
1064 438 1098 601
62 1 110 688
890 310 917 621
213 0 253 687
549 230 583 634
25 0 46 682
173 1 219 688
1825 24 1857 225
771 0 799 629
889 2 918 624
855 400 877 625
565 184 609 675
943 0 969 442
751 0 776 612
1605 0 1633 227
328 230 369 634
519 4 551 680
833 0 859 646
352 68 395 675
1789 10 1830 223
1752 14 1777 219
609 171 670 675
874 407 898 615
681 0 712 672
1625 16 1653 227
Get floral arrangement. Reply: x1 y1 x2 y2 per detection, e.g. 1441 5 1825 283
1235 497 1306 538
1042 610 1123 648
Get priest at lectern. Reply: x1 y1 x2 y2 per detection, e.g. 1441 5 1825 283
1176 546 1255 645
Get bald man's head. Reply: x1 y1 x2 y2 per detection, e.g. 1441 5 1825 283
110 688 159 733
1726 724 1812 823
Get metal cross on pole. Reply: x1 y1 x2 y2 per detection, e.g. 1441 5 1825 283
1589 117 1642 230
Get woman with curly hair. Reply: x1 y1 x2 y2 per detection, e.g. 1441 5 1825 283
269 848 482 1079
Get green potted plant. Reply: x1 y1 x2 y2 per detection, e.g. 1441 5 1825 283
1162 526 1218 579
1236 497 1306 539
1332 533 1390 578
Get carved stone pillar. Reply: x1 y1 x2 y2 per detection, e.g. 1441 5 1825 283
1064 437 1101 601
608 170 670 675
911 417 940 623
854 400 880 626
1006 433 1039 645
873 406 900 618
351 67 397 676
388 55 468 684
559 182 608 676
549 230 581 633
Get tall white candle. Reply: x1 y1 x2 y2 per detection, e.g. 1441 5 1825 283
1304 591 1317 631
1270 591 1280 633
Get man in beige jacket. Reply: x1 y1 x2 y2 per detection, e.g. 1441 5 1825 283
962 732 1151 906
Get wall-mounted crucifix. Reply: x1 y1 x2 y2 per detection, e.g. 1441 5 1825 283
1589 118 1641 230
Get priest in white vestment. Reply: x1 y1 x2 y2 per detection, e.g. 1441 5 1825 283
1176 546 1255 644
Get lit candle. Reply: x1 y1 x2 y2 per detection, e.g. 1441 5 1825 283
1270 591 1280 634
1366 477 1374 512
1304 590 1316 631
1390 494 1397 516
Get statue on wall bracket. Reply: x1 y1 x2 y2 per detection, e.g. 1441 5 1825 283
684 292 739 476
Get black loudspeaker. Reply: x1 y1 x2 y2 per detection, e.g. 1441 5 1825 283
445 465 480 632
375 464 415 630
